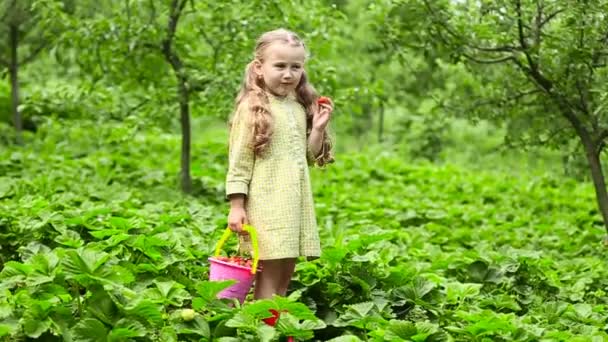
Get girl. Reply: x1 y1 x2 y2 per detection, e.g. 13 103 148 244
225 28 334 299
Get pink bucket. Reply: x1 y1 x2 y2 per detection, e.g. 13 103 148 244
208 225 260 303
208 257 257 303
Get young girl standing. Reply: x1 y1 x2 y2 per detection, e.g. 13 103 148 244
225 28 334 300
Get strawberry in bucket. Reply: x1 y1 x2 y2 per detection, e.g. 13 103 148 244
208 225 260 304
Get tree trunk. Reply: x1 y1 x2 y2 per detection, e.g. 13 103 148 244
583 141 608 236
9 23 22 145
178 79 192 194
162 0 191 193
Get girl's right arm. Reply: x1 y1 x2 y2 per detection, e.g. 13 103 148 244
226 102 254 233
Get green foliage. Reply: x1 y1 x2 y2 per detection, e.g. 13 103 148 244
1 117 607 340
2 1 608 340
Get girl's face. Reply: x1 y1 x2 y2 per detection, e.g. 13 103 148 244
254 42 306 97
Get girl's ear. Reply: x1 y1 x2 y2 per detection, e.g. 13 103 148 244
253 60 263 78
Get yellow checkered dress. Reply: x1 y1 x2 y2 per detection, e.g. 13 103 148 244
225 93 321 260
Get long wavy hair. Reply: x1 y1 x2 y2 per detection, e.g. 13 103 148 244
230 28 334 166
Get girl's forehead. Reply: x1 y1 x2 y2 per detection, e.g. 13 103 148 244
263 42 306 62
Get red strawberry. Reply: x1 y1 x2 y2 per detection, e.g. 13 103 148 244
262 309 280 326
317 96 331 106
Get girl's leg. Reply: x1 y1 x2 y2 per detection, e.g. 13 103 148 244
254 258 297 299
277 258 296 296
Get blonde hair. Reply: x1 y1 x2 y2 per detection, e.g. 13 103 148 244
231 28 334 166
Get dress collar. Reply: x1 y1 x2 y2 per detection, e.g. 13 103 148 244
267 91 297 103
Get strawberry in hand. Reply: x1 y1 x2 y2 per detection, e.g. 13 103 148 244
317 96 331 106
314 96 333 131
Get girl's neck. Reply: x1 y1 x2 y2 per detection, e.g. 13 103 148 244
266 90 296 101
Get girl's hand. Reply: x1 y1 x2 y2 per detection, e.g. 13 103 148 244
228 206 248 234
313 98 333 131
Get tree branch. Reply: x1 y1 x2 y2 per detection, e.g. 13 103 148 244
198 28 220 68
125 0 131 35
161 0 188 75
20 41 48 65
539 9 565 29
592 28 608 66
473 45 520 53
534 0 542 46
463 53 514 64
504 125 570 150
424 0 519 58
147 0 157 28
597 129 608 152
3 0 18 22
163 0 187 52
575 77 592 120
515 0 538 72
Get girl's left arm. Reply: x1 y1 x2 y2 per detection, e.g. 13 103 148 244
307 101 333 165
307 127 324 163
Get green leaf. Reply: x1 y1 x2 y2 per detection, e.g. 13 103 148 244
256 324 276 342
480 294 521 312
411 321 439 342
387 320 417 339
105 265 135 285
0 177 13 198
159 326 178 342
0 261 31 289
174 316 210 338
275 313 317 340
90 229 124 239
195 280 236 304
225 311 258 329
216 338 241 342
467 260 489 282
62 247 113 277
87 289 120 326
107 319 147 341
23 318 52 338
394 277 436 303
573 303 592 319
321 247 348 265
17 242 52 262
326 336 364 342
108 216 132 230
149 280 191 306
0 303 13 319
349 302 375 317
71 318 108 342
125 300 163 326
0 318 20 337
445 282 482 304
54 230 84 248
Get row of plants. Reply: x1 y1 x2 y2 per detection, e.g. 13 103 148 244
0 119 606 341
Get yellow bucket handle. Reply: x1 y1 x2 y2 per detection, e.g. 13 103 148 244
214 224 260 275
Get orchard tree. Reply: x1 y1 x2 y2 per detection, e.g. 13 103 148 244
388 0 608 238
0 0 73 144
59 0 341 193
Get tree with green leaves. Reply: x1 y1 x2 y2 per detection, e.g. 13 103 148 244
0 0 73 144
57 0 341 193
394 0 608 238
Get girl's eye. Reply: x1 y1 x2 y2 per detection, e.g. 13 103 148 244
292 65 301 70
275 64 286 68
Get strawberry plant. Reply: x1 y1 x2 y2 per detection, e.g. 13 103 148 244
1 120 607 341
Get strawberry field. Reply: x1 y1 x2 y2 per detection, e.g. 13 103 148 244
1 120 607 341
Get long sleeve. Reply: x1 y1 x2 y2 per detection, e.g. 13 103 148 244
306 143 316 166
226 103 255 198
